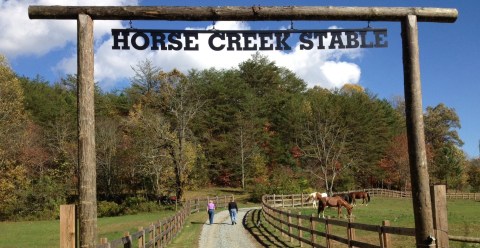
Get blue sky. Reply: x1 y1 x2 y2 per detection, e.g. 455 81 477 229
1 0 479 158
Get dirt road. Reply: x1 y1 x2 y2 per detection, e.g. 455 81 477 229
198 208 261 248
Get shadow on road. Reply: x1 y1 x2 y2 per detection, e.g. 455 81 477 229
243 209 300 247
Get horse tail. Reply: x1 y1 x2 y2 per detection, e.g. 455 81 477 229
367 192 370 203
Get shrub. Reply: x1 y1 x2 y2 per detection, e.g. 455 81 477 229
98 201 122 217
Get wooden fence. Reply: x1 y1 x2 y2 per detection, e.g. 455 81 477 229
262 189 480 247
60 195 234 248
349 188 480 200
95 195 234 248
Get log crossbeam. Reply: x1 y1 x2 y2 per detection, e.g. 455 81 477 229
28 6 457 23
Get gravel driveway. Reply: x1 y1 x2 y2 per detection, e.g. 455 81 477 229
198 208 261 248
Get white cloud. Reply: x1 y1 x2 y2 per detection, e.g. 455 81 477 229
0 0 136 57
1 1 364 90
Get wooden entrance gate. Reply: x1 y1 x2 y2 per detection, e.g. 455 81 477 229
28 5 457 248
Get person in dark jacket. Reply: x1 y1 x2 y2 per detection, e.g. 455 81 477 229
228 198 239 225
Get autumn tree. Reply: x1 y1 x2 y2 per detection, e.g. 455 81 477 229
379 133 411 190
123 105 176 197
0 55 30 219
160 69 204 200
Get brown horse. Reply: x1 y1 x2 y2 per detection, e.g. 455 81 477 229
349 191 371 206
317 196 353 219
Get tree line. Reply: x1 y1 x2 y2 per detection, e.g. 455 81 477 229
0 53 479 221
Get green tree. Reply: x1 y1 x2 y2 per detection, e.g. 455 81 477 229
299 88 352 195
424 103 465 186
467 158 480 192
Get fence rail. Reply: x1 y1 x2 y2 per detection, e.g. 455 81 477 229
93 195 233 248
262 189 480 247
353 188 480 200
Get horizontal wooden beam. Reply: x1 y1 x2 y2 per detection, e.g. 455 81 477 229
28 6 457 23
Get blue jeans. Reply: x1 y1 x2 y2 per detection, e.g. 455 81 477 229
208 209 214 224
229 209 237 224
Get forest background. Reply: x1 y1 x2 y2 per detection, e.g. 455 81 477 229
1 53 479 221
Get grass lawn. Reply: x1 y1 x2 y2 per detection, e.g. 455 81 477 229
1 191 477 248
0 187 249 248
0 210 175 248
282 197 480 248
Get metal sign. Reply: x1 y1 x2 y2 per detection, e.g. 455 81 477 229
111 28 387 51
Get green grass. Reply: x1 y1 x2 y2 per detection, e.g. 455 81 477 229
168 211 206 248
278 197 480 248
0 187 249 248
0 210 175 248
1 193 478 248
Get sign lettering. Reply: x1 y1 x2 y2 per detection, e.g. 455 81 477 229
112 28 387 51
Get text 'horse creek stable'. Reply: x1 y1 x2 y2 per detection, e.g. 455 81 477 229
111 28 388 51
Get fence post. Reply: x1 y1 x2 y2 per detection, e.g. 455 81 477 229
298 212 303 247
292 194 295 207
288 210 293 242
156 220 162 248
138 226 144 248
310 214 316 247
431 185 449 248
325 216 331 248
348 217 355 248
100 238 110 248
123 232 132 248
382 220 391 248
282 194 285 208
150 224 155 248
301 193 304 207
60 204 76 248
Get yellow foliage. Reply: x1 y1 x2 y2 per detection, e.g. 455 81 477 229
0 54 27 160
340 83 364 94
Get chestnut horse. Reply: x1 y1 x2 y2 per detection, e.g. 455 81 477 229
317 195 353 219
349 191 371 206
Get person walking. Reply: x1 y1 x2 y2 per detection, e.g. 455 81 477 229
207 200 215 225
228 198 239 225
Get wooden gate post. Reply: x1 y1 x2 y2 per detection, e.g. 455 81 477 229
401 14 435 247
60 204 76 248
431 185 449 248
77 13 97 248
